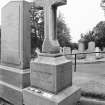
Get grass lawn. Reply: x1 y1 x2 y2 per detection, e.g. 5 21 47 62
73 72 105 100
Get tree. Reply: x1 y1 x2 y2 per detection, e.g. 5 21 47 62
29 5 44 56
71 43 78 50
57 13 71 47
93 21 105 49
80 31 95 49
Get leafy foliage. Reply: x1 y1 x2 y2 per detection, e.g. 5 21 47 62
80 21 105 49
93 21 105 49
80 31 95 49
57 14 71 47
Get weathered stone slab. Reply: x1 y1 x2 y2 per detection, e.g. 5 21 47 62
86 41 96 60
78 42 85 53
0 81 23 105
95 47 101 59
63 47 71 54
60 47 63 54
1 1 31 69
30 55 72 94
23 86 81 105
63 47 72 59
0 65 30 88
87 41 95 52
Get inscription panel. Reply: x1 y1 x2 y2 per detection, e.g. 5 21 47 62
1 2 21 65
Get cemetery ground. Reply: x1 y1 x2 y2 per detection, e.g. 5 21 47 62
72 62 105 104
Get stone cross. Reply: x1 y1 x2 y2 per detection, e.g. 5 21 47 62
34 0 67 54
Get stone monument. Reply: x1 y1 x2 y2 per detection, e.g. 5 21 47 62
60 47 63 54
102 47 105 57
63 47 72 59
86 41 96 60
23 0 81 105
0 1 31 105
78 39 85 53
1 1 31 69
78 38 86 59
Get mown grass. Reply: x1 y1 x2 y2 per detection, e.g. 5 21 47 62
78 80 105 100
74 72 105 100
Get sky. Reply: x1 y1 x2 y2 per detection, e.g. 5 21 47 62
0 0 105 42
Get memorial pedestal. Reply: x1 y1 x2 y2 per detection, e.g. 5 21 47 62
30 54 72 94
23 54 81 105
0 65 30 105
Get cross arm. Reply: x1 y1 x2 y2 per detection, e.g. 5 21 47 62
51 0 67 6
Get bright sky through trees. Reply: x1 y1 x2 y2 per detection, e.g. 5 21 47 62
0 0 105 42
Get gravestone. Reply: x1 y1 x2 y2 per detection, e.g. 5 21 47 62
60 47 63 54
86 41 96 61
78 42 85 53
88 41 95 52
63 47 71 54
78 42 86 59
0 1 31 105
102 47 105 57
63 47 72 59
95 47 101 59
23 0 81 105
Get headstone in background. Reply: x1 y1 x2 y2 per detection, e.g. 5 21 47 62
78 42 85 53
102 47 105 57
95 47 101 59
86 41 96 61
63 47 72 59
0 1 31 105
78 42 86 59
35 48 40 55
60 47 63 54
88 41 95 52
78 37 85 53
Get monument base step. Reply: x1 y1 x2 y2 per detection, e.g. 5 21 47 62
23 86 81 105
0 65 30 88
30 55 72 94
0 81 23 105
